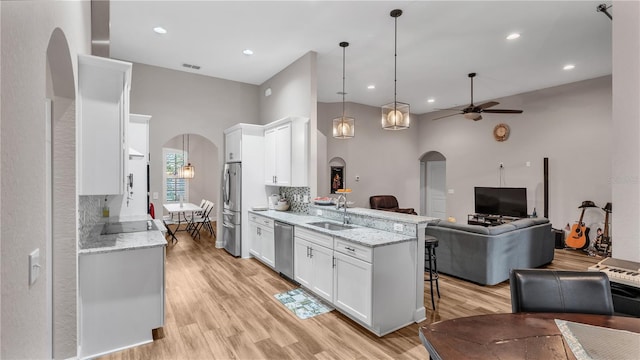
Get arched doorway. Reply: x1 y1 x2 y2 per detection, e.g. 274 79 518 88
46 28 76 359
420 151 446 218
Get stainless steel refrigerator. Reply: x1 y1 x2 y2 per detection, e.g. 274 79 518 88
222 162 242 256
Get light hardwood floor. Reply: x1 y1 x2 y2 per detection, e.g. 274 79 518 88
102 225 599 359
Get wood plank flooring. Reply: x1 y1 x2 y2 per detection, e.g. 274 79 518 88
101 226 600 359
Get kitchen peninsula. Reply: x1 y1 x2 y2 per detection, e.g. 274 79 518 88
248 205 436 336
78 215 167 359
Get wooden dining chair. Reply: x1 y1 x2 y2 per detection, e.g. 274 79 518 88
510 269 614 315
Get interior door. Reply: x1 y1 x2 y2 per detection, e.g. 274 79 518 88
427 160 447 219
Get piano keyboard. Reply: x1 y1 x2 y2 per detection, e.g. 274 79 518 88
588 257 640 289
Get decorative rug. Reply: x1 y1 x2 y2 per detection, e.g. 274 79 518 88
274 288 334 320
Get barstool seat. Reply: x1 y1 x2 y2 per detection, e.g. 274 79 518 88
424 235 440 310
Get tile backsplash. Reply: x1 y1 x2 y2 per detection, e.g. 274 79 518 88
279 187 310 213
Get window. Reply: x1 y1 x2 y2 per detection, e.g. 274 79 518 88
163 148 189 203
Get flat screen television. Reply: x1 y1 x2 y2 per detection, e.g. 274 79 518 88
474 187 528 218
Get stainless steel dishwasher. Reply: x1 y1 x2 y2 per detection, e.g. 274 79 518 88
274 221 294 281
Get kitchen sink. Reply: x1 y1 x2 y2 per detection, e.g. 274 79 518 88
307 221 353 231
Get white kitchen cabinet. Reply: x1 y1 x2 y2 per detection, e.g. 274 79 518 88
264 117 309 187
333 250 373 326
264 122 291 186
294 227 334 303
248 213 275 268
225 128 242 162
78 54 132 195
79 245 165 358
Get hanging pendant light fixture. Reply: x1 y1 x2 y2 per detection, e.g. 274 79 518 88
333 41 355 139
381 9 410 130
180 134 195 179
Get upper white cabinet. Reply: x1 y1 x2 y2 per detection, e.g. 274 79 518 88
78 54 132 195
264 117 309 187
225 128 242 162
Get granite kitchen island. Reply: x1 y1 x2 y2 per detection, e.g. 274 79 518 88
247 206 437 335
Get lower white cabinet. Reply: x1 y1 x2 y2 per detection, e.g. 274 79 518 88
249 214 275 268
79 245 165 359
294 237 334 303
333 251 373 326
292 225 416 337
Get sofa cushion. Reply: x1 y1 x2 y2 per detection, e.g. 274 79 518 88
488 223 517 235
510 217 549 229
434 221 490 235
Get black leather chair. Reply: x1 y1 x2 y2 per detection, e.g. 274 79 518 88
369 195 417 215
510 269 614 315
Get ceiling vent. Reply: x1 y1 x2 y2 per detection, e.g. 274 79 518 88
182 63 201 70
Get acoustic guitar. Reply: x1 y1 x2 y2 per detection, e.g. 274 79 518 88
566 207 590 249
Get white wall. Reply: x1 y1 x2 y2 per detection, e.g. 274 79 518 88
418 76 612 229
128 63 259 234
318 101 420 210
1 1 91 358
611 1 640 263
259 51 318 196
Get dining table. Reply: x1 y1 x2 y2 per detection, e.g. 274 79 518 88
163 202 204 242
419 312 640 360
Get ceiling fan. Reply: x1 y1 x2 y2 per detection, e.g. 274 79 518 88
432 72 523 121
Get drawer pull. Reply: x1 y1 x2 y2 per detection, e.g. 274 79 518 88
345 246 356 252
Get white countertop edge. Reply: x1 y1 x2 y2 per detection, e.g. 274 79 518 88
249 210 416 247
79 219 168 255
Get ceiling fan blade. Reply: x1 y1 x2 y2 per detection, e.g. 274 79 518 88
482 109 523 114
477 101 499 110
431 112 461 121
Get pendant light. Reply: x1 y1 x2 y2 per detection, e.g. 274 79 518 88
333 41 355 139
180 134 195 179
381 9 410 130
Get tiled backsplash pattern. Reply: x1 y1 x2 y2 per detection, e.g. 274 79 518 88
78 195 107 247
280 187 310 213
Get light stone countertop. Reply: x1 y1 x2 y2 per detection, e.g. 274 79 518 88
249 209 417 247
79 218 168 255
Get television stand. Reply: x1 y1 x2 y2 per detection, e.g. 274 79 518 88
468 214 521 227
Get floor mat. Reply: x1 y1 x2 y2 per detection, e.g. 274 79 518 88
274 288 334 320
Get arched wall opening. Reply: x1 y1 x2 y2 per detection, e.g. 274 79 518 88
46 27 77 359
419 151 447 218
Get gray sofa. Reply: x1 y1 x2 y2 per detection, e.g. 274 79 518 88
425 217 554 285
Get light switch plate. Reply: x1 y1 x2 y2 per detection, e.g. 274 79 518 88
29 248 40 286
153 192 159 200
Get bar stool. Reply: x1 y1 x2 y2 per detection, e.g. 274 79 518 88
424 235 440 309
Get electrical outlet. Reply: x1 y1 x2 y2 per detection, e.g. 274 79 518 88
499 162 504 168
393 223 403 232
316 209 323 216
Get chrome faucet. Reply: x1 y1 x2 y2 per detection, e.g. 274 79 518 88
336 194 350 225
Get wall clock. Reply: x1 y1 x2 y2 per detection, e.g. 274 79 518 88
493 123 510 142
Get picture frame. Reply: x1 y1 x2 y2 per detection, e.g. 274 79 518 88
330 166 344 194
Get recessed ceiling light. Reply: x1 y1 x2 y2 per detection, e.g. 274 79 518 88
367 85 375 90
506 33 520 40
563 64 575 70
153 26 167 34
243 49 254 56
427 98 435 103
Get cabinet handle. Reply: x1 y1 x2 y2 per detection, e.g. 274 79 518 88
345 246 355 252
306 246 310 258
309 247 313 258
332 257 336 268
257 228 261 235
